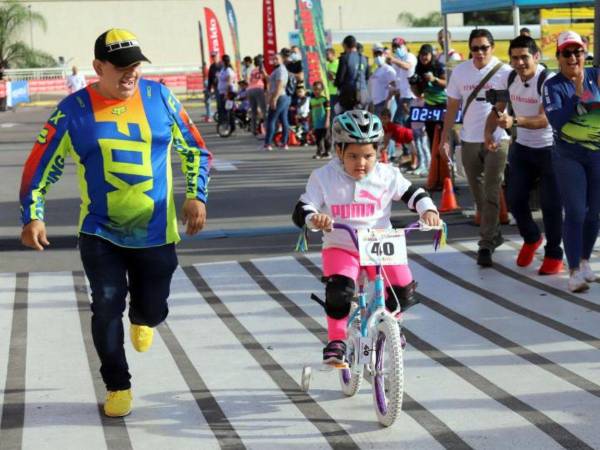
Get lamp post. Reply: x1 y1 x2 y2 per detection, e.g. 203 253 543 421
28 5 33 49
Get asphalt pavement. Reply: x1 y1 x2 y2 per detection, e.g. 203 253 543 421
0 103 481 272
1 104 599 450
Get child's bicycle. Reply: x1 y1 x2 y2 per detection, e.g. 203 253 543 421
300 220 446 427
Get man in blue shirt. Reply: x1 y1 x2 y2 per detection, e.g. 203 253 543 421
19 29 211 417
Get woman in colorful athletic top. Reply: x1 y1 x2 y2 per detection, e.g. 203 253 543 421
542 31 600 293
292 110 440 364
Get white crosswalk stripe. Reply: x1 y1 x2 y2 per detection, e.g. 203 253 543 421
0 238 599 449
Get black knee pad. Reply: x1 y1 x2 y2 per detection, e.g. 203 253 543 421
325 275 355 319
386 280 419 312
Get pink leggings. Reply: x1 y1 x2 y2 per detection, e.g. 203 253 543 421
322 247 413 341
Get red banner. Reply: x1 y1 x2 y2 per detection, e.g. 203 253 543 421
262 0 278 74
204 7 226 59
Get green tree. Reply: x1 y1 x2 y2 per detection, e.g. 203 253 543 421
464 9 539 26
397 11 443 27
0 0 57 73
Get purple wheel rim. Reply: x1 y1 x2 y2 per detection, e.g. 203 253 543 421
374 332 387 415
341 343 353 384
342 368 351 384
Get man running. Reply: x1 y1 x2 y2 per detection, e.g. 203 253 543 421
484 35 563 275
19 28 212 417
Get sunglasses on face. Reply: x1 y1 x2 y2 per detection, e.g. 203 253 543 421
470 45 491 53
560 48 585 59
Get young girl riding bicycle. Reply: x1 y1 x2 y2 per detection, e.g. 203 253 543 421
292 110 440 364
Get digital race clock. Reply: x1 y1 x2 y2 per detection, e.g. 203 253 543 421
409 106 463 123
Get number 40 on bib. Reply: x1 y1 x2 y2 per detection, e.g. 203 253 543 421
357 229 408 266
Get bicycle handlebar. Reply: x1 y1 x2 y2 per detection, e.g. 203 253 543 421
331 221 445 251
332 223 360 249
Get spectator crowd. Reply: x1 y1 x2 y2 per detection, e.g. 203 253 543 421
194 27 598 293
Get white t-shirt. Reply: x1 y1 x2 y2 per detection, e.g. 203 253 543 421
497 66 554 148
393 52 417 99
217 67 237 95
299 158 436 252
369 63 396 105
447 57 512 143
66 73 86 93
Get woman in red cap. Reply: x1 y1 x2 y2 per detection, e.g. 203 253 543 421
542 31 600 292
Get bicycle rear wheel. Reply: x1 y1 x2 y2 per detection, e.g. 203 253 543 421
372 315 404 427
217 121 233 137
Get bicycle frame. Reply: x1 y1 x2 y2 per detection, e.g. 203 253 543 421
333 221 445 339
333 223 395 341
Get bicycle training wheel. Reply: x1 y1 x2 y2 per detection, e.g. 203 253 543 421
372 315 404 427
339 319 364 396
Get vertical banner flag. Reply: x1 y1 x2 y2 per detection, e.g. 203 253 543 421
263 0 278 74
295 0 329 93
204 7 226 59
224 0 242 76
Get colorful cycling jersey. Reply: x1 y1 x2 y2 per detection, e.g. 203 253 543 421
19 78 212 248
294 159 436 252
543 67 600 152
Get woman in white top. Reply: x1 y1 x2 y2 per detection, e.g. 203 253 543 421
217 54 237 130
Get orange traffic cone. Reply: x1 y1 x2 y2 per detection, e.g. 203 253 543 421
381 149 389 163
288 131 299 146
499 190 510 225
439 177 460 212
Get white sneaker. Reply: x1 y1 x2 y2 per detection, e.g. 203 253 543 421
580 260 599 282
568 270 590 293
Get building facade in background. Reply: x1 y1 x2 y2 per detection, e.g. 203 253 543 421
18 0 461 70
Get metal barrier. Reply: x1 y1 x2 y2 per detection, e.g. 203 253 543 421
1 66 204 99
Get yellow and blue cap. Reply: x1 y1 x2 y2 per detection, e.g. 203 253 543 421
94 29 151 67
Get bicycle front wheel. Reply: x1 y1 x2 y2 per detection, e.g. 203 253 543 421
372 315 404 427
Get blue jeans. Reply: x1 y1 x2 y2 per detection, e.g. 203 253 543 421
414 128 431 171
79 234 178 390
264 95 291 146
552 145 600 269
507 143 563 260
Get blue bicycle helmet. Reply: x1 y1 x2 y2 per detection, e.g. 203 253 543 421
332 110 384 145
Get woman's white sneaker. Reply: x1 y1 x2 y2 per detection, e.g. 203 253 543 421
568 270 590 293
580 260 599 283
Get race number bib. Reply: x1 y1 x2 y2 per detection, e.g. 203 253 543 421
225 100 234 110
358 229 407 266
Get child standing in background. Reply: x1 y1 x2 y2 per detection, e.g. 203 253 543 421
309 81 332 159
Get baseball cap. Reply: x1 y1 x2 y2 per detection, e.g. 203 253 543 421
373 42 384 53
556 31 585 52
392 37 406 47
94 29 151 67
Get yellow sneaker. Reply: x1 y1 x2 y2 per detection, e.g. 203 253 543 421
130 324 153 352
104 389 132 417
